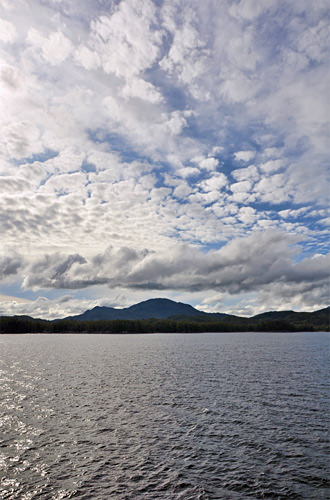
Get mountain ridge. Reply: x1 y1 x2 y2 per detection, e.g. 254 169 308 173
64 298 329 324
64 298 227 321
1 300 329 333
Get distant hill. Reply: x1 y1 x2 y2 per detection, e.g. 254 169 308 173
64 299 329 329
65 298 228 321
0 300 328 333
252 307 330 330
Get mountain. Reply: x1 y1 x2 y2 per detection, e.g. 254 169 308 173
252 307 330 330
65 298 227 321
1 302 328 333
65 299 329 328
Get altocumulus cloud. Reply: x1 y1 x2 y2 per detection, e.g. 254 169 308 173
0 0 329 317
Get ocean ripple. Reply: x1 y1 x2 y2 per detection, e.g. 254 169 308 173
0 332 329 499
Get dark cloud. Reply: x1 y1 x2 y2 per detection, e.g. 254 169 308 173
3 233 325 306
121 232 329 296
0 254 25 280
23 253 88 289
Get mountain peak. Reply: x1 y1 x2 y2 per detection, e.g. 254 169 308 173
66 298 206 321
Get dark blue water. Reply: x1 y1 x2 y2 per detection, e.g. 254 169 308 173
0 332 329 499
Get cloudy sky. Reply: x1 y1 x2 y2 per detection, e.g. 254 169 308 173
0 0 329 319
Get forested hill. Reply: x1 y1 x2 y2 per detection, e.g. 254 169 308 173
64 299 329 328
64 298 228 321
0 301 328 333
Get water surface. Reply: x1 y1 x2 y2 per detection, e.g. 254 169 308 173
0 332 329 499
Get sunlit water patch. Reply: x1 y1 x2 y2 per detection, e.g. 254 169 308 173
0 332 329 499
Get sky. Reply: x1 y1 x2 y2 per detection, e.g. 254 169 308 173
0 0 329 320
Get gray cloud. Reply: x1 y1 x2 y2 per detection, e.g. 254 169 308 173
4 233 325 303
23 253 91 289
0 253 25 280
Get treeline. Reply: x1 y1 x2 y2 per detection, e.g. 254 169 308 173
0 315 328 334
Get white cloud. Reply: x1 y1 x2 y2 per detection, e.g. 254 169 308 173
232 165 259 182
234 150 255 162
238 207 256 225
199 157 219 171
1 121 42 159
173 182 192 199
262 147 282 159
227 27 260 72
295 18 329 63
160 2 210 99
89 0 162 79
200 173 228 192
121 77 163 104
260 159 284 173
40 172 88 195
212 146 224 155
278 208 308 219
229 0 276 21
177 166 200 178
254 174 290 204
43 149 85 175
27 28 73 65
0 294 103 320
0 64 22 91
220 72 258 104
231 180 252 193
163 110 189 135
0 17 16 43
74 45 100 70
230 180 256 203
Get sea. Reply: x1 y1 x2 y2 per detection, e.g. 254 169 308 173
0 332 329 500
